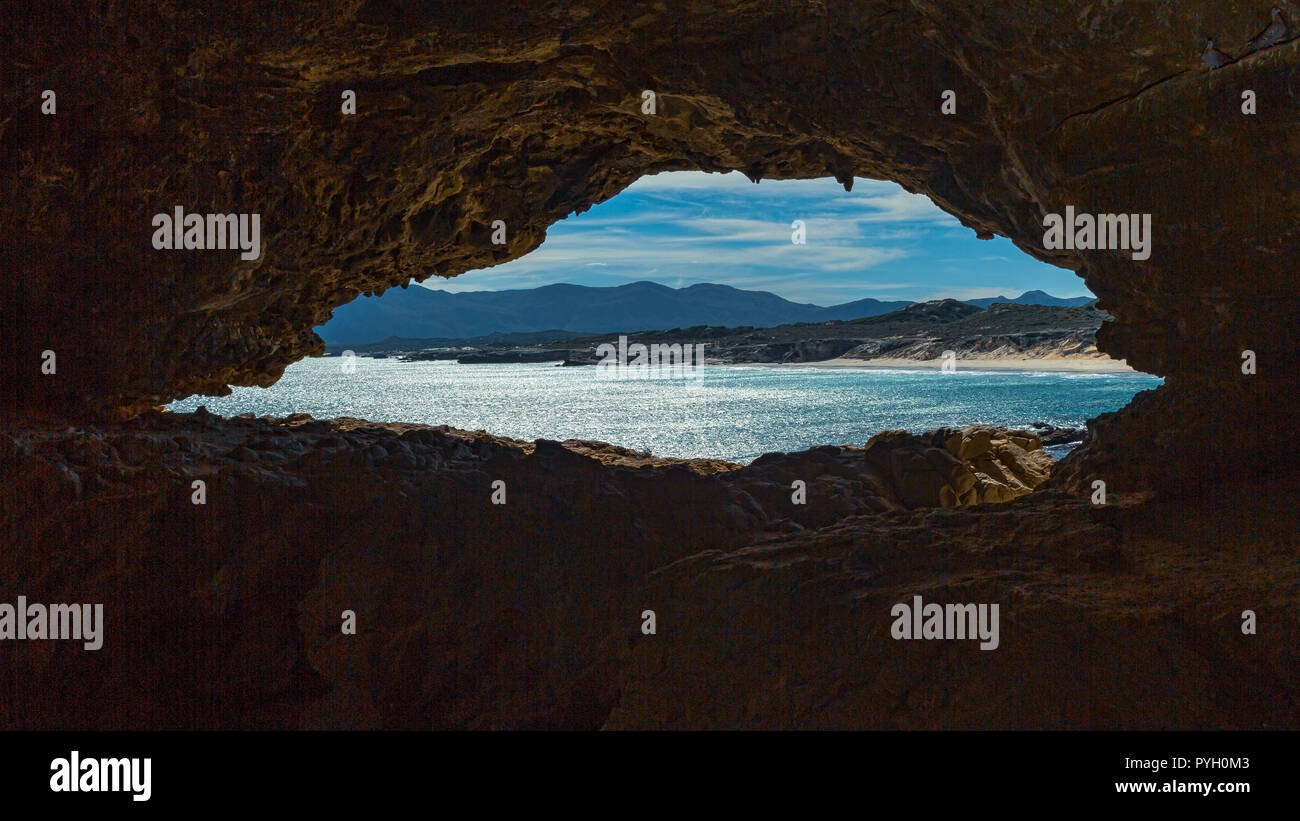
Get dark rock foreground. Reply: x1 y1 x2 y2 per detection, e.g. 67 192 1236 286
3 413 1295 729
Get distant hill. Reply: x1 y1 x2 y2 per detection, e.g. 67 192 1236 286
963 290 1095 308
315 281 1093 344
345 299 1116 367
316 281 911 344
841 298 983 330
329 329 587 354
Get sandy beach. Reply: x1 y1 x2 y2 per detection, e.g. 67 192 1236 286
762 356 1138 373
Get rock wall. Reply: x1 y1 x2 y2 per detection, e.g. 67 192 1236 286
0 416 1057 729
4 413 1292 729
2 1 1298 730
3 2 1296 497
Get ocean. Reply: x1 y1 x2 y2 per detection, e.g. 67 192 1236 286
167 357 1162 463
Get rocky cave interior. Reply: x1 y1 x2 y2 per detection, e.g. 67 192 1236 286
2 1 1298 729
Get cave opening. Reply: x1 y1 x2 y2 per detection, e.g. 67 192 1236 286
165 171 1160 467
7 1 1298 736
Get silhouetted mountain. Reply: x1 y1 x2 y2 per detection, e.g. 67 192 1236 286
316 281 1095 344
316 281 912 344
963 290 1095 308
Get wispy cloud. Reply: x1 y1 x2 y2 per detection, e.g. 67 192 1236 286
831 190 963 224
416 172 1092 305
624 171 756 191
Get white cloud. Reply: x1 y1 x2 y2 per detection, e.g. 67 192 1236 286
830 190 961 224
484 229 907 274
412 171 1092 305
624 171 756 191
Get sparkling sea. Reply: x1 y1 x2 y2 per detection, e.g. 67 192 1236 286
168 357 1162 463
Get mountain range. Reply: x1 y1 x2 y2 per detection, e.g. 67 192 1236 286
316 281 1094 344
961 290 1095 308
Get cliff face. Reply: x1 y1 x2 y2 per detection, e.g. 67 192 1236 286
2 1 1297 729
0 416 1060 729
4 414 1294 730
4 2 1297 488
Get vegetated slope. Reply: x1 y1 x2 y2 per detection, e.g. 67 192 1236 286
363 300 1109 365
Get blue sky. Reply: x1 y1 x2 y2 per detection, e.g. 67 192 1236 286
419 171 1091 305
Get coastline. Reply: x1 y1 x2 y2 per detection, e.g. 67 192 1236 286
754 355 1138 373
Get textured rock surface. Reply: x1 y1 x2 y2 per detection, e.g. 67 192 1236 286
0 415 1050 729
3 1 1297 498
2 2 1298 730
3 414 1294 730
606 480 1300 730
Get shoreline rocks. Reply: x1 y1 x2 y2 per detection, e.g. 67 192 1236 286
1025 422 1086 447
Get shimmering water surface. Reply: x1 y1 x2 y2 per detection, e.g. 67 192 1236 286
168 357 1161 463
